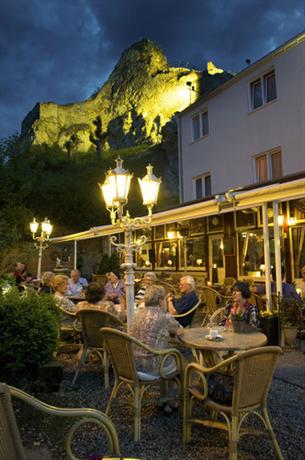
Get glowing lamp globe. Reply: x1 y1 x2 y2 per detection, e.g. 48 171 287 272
30 218 39 235
101 158 132 209
100 175 114 208
138 164 161 207
41 218 53 236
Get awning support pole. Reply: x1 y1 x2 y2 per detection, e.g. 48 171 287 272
272 200 283 302
262 203 272 311
74 240 77 270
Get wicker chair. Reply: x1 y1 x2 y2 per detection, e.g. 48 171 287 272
159 280 180 296
249 292 265 312
183 346 283 460
200 287 232 325
101 327 183 442
0 382 121 460
209 306 226 325
72 309 125 388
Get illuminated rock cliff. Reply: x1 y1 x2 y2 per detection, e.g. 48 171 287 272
21 39 231 152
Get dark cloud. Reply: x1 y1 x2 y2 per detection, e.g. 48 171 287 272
0 0 304 138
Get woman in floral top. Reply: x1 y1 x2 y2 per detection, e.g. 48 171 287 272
130 285 183 414
76 282 124 321
220 281 259 328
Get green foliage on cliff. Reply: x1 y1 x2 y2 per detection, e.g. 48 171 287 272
0 138 178 262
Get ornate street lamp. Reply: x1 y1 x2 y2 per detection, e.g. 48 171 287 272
99 157 161 330
30 217 53 280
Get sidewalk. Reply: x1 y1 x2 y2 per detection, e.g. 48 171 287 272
275 347 305 389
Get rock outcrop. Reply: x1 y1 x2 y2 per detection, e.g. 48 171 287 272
21 39 232 152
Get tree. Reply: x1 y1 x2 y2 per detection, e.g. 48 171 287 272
89 116 108 160
64 133 80 160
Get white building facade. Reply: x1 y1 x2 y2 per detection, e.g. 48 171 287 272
178 32 305 203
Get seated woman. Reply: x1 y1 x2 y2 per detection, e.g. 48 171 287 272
105 271 125 305
76 282 124 321
135 271 158 304
130 285 183 414
220 281 259 328
53 274 77 327
40 271 55 294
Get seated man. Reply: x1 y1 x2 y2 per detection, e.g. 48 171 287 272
130 285 183 414
68 269 88 296
252 266 301 302
167 275 199 327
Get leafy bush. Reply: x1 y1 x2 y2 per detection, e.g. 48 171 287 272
278 296 304 326
0 287 59 374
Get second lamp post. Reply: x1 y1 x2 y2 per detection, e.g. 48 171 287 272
30 217 53 280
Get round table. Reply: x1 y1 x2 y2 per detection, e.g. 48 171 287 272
180 326 267 366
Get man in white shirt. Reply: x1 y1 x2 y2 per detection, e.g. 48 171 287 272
68 269 88 296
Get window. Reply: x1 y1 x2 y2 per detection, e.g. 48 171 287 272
264 71 277 102
250 70 277 110
192 115 200 140
193 173 211 199
191 111 209 141
251 79 262 109
201 111 209 136
254 149 282 183
238 230 275 277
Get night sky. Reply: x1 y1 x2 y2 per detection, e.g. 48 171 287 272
1 0 305 139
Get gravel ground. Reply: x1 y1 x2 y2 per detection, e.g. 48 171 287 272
9 350 305 460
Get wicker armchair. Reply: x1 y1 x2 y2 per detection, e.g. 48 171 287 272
0 382 121 460
183 346 283 460
72 309 125 388
200 287 232 325
101 327 183 442
209 306 226 325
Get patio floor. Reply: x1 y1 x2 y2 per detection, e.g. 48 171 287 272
15 347 305 460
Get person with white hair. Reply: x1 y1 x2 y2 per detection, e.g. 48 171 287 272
135 271 158 302
68 269 88 296
167 275 199 327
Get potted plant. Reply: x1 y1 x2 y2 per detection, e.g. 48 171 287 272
278 296 304 346
259 310 280 345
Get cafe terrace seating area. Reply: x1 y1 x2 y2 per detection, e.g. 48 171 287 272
1 275 305 460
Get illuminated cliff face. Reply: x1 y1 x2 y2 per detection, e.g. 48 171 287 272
21 39 230 152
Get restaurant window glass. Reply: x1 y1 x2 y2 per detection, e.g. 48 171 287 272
291 226 305 278
181 236 206 269
238 229 275 277
235 209 256 230
136 241 154 269
190 217 205 235
155 241 177 269
288 199 305 223
154 225 165 240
